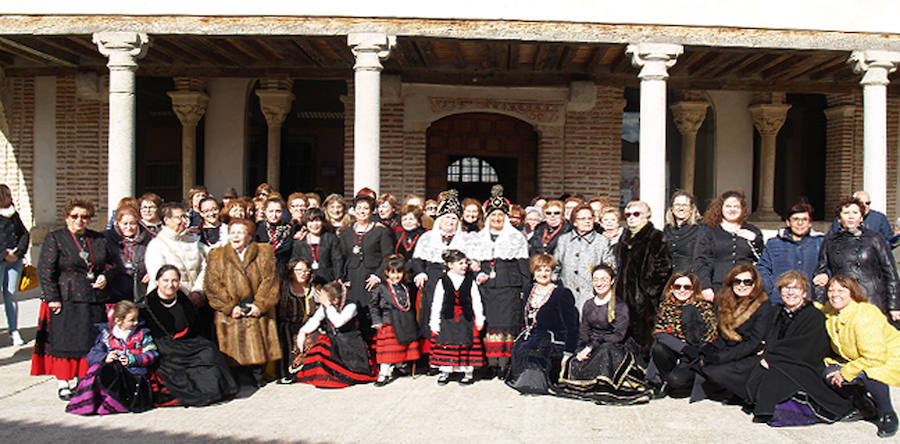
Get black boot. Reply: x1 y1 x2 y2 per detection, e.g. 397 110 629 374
877 411 898 438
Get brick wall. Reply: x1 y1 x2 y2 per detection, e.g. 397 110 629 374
343 80 354 197
402 130 426 196
0 77 35 229
537 125 564 198
561 85 624 202
379 101 404 195
887 96 898 220
55 74 109 219
824 92 859 216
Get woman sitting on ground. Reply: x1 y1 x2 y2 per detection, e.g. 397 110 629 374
141 265 238 407
555 264 652 404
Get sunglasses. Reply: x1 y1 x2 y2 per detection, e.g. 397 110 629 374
672 284 693 291
68 214 91 221
545 211 562 216
862 201 871 206
624 211 642 218
731 278 755 287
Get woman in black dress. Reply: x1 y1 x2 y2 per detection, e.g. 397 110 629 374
290 207 344 285
141 265 238 406
744 270 852 425
104 206 151 304
32 198 114 400
691 264 771 403
254 196 293 271
394 205 426 264
693 190 764 301
506 254 579 394
338 193 394 329
528 200 571 256
664 190 702 274
276 257 319 383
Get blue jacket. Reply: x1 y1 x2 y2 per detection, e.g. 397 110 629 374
756 227 824 305
829 209 893 244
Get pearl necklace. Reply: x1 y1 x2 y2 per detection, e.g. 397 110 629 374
159 297 177 308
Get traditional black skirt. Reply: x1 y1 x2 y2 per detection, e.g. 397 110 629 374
65 362 152 415
151 336 238 407
506 330 563 395
556 339 652 405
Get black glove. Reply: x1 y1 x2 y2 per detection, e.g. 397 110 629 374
700 342 720 364
682 344 700 360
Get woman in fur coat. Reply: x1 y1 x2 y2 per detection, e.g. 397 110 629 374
614 200 671 357
205 219 282 387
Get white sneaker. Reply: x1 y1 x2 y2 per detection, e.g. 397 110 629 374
10 331 24 346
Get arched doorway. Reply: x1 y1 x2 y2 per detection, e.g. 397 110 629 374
426 113 538 204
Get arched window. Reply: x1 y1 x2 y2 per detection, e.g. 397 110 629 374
447 157 499 183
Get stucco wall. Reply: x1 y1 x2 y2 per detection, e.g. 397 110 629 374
708 90 754 199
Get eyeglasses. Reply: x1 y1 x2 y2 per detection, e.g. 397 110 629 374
140 205 157 210
293 268 312 274
624 211 642 218
68 214 91 221
781 286 804 293
425 206 437 211
201 208 220 214
672 284 693 291
545 211 562 216
731 278 755 287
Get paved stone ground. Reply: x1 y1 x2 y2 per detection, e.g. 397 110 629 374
1 291 895 443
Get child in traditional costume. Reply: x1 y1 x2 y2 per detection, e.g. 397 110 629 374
66 300 157 415
369 255 421 386
429 249 485 385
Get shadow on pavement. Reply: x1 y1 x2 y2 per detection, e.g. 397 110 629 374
0 342 35 368
0 418 305 444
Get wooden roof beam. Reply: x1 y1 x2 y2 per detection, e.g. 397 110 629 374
0 36 78 67
737 54 791 77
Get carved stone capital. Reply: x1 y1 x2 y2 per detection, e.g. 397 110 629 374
167 91 209 127
256 89 295 128
348 33 396 72
849 50 900 87
670 101 710 135
173 77 207 92
626 43 683 81
748 103 792 136
92 32 149 71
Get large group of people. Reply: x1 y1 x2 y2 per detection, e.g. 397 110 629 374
3 179 899 438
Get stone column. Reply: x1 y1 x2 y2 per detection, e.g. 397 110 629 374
256 79 295 188
348 33 395 194
748 103 791 221
626 43 682 228
168 81 208 195
849 50 900 212
93 32 149 217
670 101 709 194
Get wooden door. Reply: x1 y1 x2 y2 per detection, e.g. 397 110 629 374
426 113 537 204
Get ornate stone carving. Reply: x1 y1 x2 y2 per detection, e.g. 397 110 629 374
92 32 149 72
167 91 209 127
749 104 791 136
256 89 295 128
348 33 395 72
670 101 709 135
849 50 900 86
429 97 565 123
626 43 683 81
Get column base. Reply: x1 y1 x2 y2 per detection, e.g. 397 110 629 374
748 208 782 222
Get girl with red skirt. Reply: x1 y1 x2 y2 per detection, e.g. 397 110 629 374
369 255 420 386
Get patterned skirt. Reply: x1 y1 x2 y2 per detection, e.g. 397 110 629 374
429 327 485 368
555 339 652 405
65 362 152 415
375 324 421 364
294 334 376 388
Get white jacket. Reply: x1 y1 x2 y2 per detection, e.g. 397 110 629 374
144 226 207 294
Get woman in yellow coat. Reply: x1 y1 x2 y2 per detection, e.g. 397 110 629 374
821 275 900 438
205 218 282 387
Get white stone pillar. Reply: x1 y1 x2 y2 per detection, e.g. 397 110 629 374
348 33 395 195
167 90 209 195
627 43 682 228
849 50 900 212
748 103 791 221
670 101 709 194
93 32 149 217
256 83 294 188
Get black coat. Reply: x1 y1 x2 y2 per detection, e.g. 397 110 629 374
814 226 899 312
694 303 771 401
664 223 700 274
614 222 671 355
745 303 852 419
528 221 572 256
254 220 293 269
692 224 764 292
290 231 345 284
104 226 151 303
0 209 29 258
38 228 113 303
520 283 580 353
479 257 530 331
338 223 394 306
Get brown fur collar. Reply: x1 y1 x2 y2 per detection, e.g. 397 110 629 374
718 290 767 342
